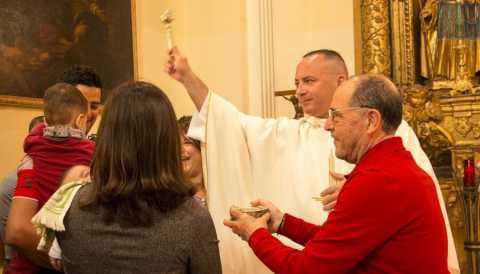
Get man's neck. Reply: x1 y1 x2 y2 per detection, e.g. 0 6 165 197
354 133 394 164
305 112 327 119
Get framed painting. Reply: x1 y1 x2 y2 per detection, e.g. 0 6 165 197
0 0 137 108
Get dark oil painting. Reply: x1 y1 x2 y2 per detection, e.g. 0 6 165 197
0 0 135 104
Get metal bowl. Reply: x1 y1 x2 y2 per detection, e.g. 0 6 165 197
231 206 269 219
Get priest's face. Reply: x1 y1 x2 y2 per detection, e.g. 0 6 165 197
324 80 368 164
295 54 344 118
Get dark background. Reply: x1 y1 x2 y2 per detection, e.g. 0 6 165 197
0 0 134 99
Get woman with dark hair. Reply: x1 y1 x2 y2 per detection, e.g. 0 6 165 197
53 81 221 274
178 116 206 206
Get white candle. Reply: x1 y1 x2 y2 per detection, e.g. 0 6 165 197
329 150 336 186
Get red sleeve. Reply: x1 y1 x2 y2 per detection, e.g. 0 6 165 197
13 158 38 201
279 214 322 246
248 171 405 274
246 215 321 274
23 123 45 154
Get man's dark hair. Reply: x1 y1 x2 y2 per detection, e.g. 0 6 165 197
178 116 201 150
43 83 88 126
60 65 103 88
303 49 348 75
82 81 193 227
28 115 45 132
350 74 402 134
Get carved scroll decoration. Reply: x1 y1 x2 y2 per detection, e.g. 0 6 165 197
360 0 391 77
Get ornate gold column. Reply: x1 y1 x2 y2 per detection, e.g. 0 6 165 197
390 0 416 86
359 0 391 77
357 0 480 272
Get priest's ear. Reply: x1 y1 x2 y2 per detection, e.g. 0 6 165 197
336 74 347 87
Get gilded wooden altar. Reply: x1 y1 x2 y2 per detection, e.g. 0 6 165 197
358 1 480 273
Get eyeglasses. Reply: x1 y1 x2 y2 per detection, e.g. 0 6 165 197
327 107 369 121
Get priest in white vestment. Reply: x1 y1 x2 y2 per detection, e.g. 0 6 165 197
166 48 459 274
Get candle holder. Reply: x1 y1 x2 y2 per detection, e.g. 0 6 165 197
457 158 480 274
460 186 479 274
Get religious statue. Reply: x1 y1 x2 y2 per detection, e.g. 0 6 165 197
420 0 480 87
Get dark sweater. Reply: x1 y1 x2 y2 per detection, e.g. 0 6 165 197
58 184 222 274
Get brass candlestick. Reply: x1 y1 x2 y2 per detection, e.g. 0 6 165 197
458 157 480 274
462 186 479 274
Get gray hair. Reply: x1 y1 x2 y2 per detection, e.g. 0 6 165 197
349 74 402 134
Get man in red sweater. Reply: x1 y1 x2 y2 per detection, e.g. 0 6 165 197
224 74 449 274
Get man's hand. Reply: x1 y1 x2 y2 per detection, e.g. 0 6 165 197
165 47 194 83
320 172 346 211
223 207 271 241
61 165 90 185
164 47 208 110
250 199 284 233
